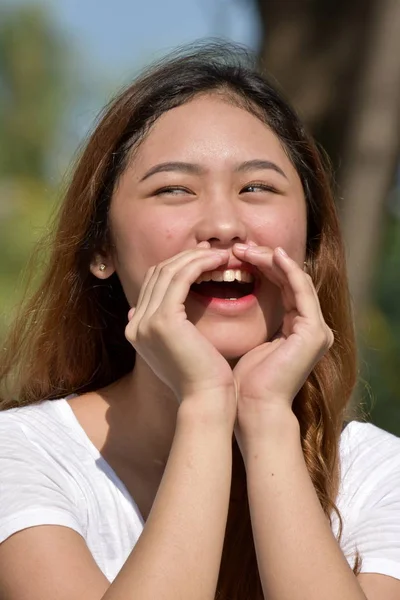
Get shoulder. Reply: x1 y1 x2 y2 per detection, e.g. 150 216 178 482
340 421 400 480
340 420 400 477
338 421 400 510
341 419 400 448
341 419 400 457
0 398 95 488
0 398 92 505
0 400 88 545
0 402 46 448
338 421 400 580
0 397 85 479
0 397 79 446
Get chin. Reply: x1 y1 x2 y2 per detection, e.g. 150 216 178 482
217 340 263 362
197 322 268 361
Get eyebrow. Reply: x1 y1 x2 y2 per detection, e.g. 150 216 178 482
140 162 205 182
139 159 287 182
235 159 287 180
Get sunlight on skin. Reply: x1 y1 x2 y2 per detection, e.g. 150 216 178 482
100 94 307 360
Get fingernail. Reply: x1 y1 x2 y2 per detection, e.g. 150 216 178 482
234 243 249 250
276 247 288 257
197 241 210 248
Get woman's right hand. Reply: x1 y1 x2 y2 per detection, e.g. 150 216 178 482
125 244 236 403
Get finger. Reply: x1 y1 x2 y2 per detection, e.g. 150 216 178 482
302 269 325 322
157 251 231 313
233 244 314 316
134 246 216 322
233 244 285 288
141 249 229 319
271 250 334 351
128 251 201 338
272 248 321 319
273 255 324 322
134 265 156 313
242 246 318 317
301 274 334 345
138 241 210 310
274 252 326 324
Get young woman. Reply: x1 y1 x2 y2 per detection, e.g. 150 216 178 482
0 44 399 600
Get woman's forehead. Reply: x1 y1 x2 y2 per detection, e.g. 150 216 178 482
127 95 297 180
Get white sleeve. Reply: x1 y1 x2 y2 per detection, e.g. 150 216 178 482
0 418 85 545
341 423 400 580
356 468 400 580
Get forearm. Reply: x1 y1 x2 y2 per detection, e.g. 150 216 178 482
104 393 235 600
244 409 367 600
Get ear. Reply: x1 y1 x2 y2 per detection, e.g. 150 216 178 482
90 253 116 279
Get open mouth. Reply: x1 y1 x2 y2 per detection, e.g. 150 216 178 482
190 270 256 300
190 280 255 299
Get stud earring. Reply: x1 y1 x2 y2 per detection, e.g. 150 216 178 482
99 263 106 272
303 261 308 271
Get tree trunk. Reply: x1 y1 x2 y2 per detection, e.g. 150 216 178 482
255 0 400 319
339 0 400 316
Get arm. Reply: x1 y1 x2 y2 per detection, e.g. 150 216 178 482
0 393 235 600
232 244 400 600
104 393 235 600
244 407 367 600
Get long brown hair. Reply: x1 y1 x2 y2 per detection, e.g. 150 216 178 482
0 43 359 597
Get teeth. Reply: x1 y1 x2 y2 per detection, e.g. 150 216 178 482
223 269 235 282
213 271 224 282
194 270 254 285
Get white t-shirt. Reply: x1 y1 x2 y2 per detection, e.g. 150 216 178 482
0 398 399 582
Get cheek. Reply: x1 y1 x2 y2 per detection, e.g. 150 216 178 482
110 209 191 302
252 206 307 261
130 214 191 265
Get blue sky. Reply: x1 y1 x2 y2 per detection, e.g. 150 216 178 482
2 0 260 80
2 0 260 141
48 0 261 75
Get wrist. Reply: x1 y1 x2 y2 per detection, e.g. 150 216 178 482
178 388 237 431
239 400 299 433
238 405 300 461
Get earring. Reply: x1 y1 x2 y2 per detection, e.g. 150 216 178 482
303 261 308 271
99 263 106 272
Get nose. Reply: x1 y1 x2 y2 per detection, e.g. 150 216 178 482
196 195 247 248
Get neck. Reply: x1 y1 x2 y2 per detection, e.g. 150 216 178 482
101 357 179 474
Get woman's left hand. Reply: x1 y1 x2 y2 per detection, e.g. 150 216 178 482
232 244 334 451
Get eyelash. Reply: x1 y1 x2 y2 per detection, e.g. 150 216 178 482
154 183 279 196
241 182 279 194
154 186 190 195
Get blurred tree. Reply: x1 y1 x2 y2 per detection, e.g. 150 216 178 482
362 205 400 430
0 5 66 179
0 4 72 332
254 0 400 431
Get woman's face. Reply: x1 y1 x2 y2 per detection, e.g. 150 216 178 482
103 94 307 360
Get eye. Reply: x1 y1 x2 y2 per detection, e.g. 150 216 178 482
241 182 279 194
154 186 192 196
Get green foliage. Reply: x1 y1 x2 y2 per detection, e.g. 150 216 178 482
0 5 68 179
0 4 68 333
360 210 400 435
